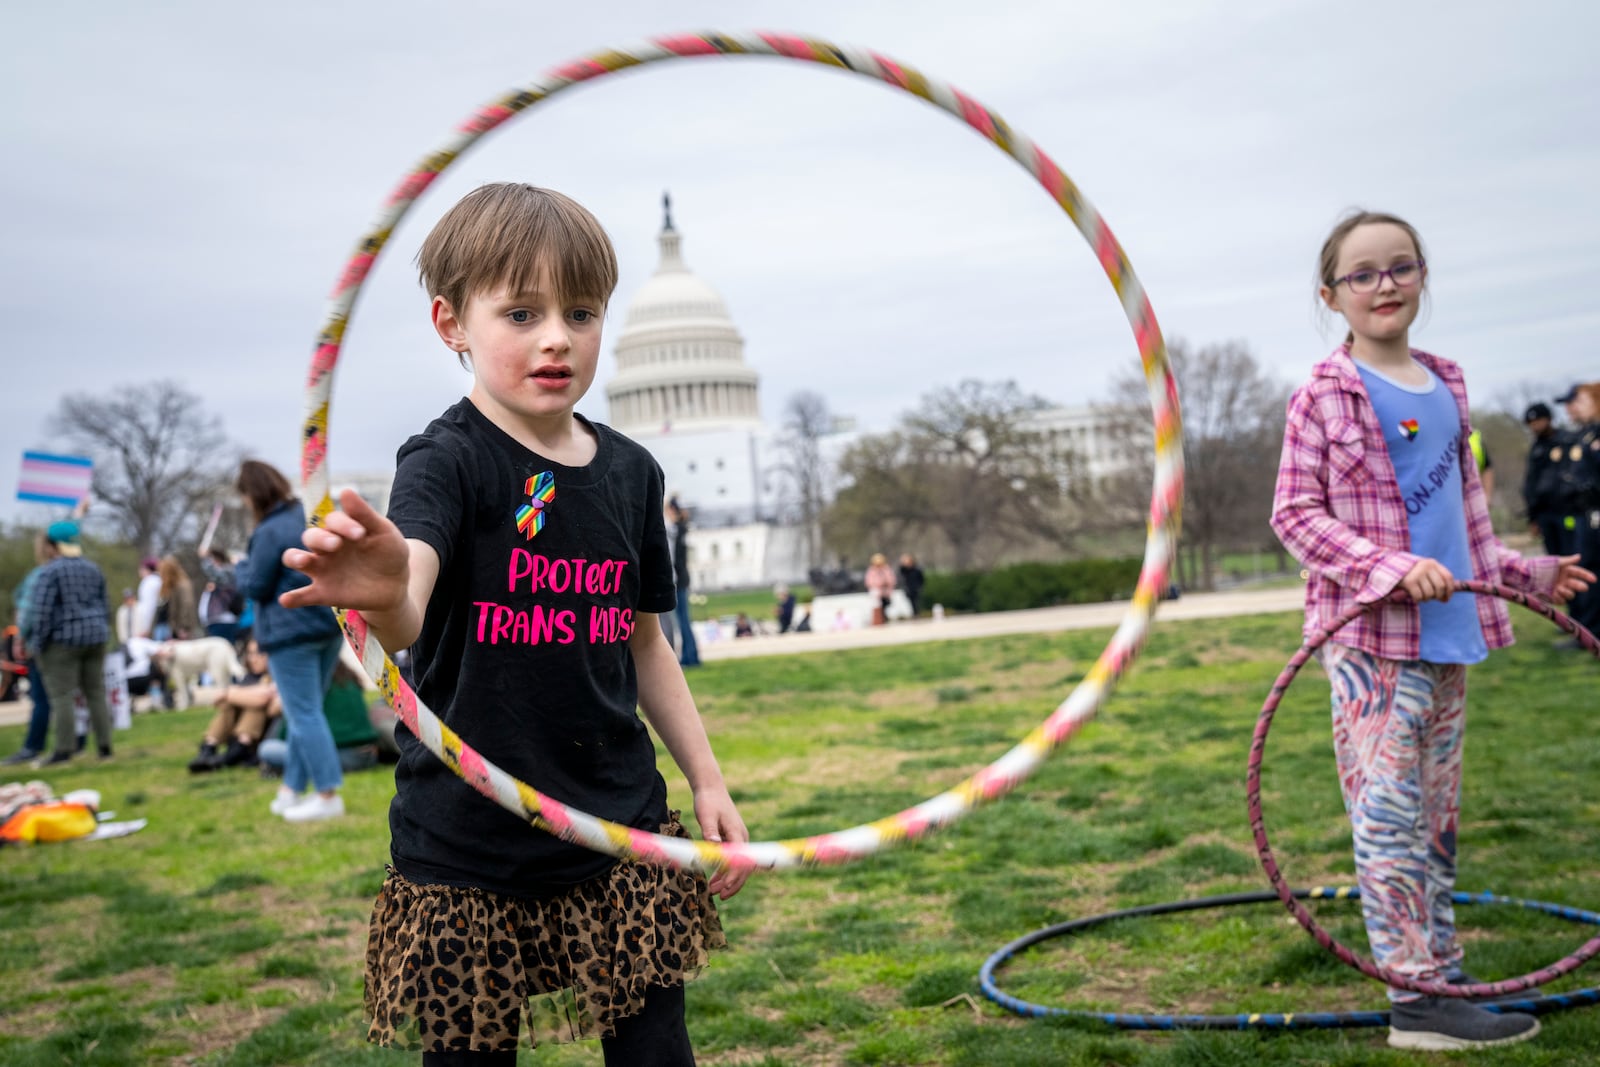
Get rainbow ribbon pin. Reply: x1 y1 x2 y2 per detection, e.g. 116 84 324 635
516 471 556 539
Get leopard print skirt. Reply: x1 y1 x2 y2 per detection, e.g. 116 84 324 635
363 812 726 1053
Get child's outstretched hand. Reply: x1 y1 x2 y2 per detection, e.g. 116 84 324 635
693 785 751 900
280 489 410 614
1551 555 1596 604
1400 558 1455 602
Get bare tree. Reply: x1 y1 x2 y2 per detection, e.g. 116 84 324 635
823 380 1066 570
821 430 929 566
1104 340 1288 591
50 381 239 556
1488 380 1573 426
769 391 834 571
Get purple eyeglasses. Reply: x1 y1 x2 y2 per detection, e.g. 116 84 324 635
1333 259 1426 294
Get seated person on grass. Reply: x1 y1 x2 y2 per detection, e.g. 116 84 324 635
188 640 281 773
258 660 380 776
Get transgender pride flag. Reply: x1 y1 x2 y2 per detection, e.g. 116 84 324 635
18 451 94 507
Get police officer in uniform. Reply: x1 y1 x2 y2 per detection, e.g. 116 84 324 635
1553 383 1600 646
1522 402 1572 555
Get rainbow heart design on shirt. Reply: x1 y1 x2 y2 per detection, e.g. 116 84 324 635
1398 419 1420 442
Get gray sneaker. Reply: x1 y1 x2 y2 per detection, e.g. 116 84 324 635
1 748 39 766
1389 997 1540 1050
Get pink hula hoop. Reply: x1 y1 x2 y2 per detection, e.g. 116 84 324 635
1247 578 1600 997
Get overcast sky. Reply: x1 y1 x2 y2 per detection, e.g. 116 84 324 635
3 0 1596 529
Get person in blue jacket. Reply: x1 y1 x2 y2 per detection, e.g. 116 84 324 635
236 460 347 822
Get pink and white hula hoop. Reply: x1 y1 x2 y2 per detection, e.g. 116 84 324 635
301 33 1183 874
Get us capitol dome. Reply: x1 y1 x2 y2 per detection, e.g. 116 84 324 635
603 194 836 591
605 194 761 437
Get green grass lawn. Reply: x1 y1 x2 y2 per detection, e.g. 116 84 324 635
2 609 1597 1065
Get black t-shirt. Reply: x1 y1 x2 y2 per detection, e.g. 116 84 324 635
386 400 677 895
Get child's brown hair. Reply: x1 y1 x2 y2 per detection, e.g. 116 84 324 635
417 183 618 367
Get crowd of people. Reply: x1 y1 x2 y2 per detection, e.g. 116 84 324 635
655 494 933 653
690 551 927 643
2 459 395 825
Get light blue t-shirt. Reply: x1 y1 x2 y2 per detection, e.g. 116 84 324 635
1358 363 1488 665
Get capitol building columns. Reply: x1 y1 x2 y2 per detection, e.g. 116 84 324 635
609 358 760 428
605 193 762 441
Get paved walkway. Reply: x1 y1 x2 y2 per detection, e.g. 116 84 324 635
697 585 1303 661
0 586 1305 728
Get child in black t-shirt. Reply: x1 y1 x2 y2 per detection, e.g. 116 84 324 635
282 183 748 1065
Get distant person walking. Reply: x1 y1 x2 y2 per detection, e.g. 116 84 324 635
666 496 701 667
774 583 797 633
865 553 896 626
27 522 115 765
1 534 58 765
236 460 347 822
898 553 926 618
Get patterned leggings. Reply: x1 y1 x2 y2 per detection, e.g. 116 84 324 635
1321 643 1467 1002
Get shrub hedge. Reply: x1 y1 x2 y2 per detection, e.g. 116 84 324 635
919 557 1143 615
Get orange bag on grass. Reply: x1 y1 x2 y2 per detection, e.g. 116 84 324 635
0 802 97 843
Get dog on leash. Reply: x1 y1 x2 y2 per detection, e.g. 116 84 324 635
153 637 244 710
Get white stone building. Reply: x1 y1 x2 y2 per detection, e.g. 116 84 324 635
330 471 395 517
605 196 851 590
604 196 768 533
1019 404 1143 494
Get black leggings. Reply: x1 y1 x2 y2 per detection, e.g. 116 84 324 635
420 982 693 1067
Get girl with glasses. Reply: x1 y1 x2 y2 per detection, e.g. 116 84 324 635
1269 210 1593 1051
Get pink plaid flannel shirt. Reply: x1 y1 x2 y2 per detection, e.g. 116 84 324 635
1270 346 1558 660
